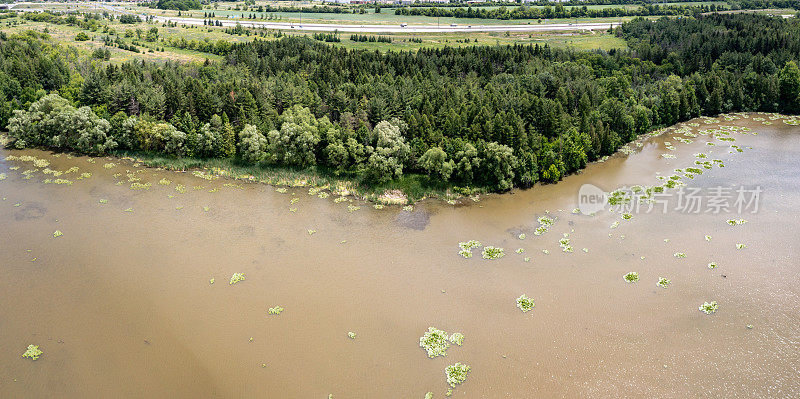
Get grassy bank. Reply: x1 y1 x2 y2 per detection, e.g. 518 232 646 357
109 149 480 204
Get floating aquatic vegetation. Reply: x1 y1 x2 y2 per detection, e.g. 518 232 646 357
736 243 747 249
175 206 184 210
708 262 717 269
445 363 470 387
203 206 210 212
275 187 287 193
53 230 63 238
403 205 414 212
425 393 433 399
192 170 214 180
289 207 298 213
516 294 535 312
661 154 676 159
726 219 748 226
518 233 526 240
582 248 589 253
449 333 464 346
524 257 531 262
0 173 6 181
348 332 356 339
229 273 246 285
99 199 108 204
334 196 348 203
318 192 330 199
610 221 620 229
622 213 632 220
656 277 671 288
158 178 172 185
43 178 74 185
307 229 316 235
268 306 284 315
123 208 133 212
674 252 686 258
130 182 151 190
22 345 43 360
103 163 116 169
209 278 215 284
347 205 360 212
481 246 505 260
515 248 524 254
77 172 92 180
699 301 718 314
290 198 299 205
542 249 549 255
420 327 450 358
623 272 639 283
558 237 573 253
705 235 712 241
175 185 187 194
534 215 555 236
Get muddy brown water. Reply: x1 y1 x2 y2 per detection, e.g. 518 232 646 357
1 114 798 398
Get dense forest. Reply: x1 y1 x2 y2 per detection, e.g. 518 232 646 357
1 14 800 191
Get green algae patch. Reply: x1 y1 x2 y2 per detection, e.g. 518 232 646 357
699 301 718 314
516 294 535 312
623 272 639 283
445 362 470 387
53 230 63 238
449 333 464 346
420 327 450 358
656 277 671 288
268 306 284 315
727 219 748 226
22 344 43 360
229 273 246 285
708 262 718 269
481 246 505 260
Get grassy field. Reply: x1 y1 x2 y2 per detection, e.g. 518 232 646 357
0 10 627 64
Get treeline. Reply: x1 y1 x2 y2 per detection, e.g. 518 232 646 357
395 3 726 20
2 14 800 191
350 34 391 43
155 0 202 11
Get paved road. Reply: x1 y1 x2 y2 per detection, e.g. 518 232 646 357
9 1 621 32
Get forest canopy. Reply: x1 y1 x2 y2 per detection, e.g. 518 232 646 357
1 14 799 192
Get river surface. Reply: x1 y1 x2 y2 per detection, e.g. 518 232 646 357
1 114 798 398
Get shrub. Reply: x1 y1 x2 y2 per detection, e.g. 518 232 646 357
7 93 115 154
